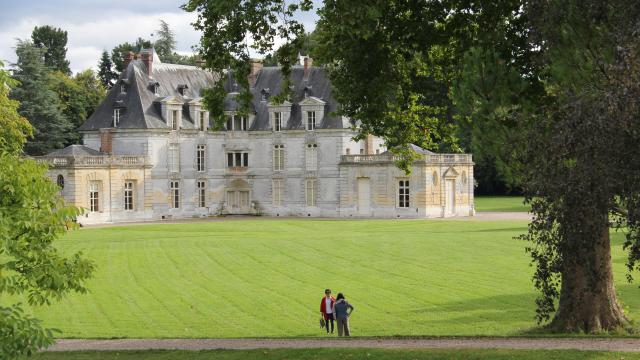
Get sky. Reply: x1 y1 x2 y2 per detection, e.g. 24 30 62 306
0 0 319 74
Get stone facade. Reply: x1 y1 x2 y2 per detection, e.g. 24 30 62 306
36 50 475 225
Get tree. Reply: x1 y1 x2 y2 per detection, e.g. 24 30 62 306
31 25 71 74
188 0 640 333
47 70 105 145
111 38 153 73
0 60 94 359
98 50 117 88
155 20 177 60
11 40 73 155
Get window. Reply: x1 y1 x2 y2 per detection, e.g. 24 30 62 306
272 179 283 206
171 110 179 130
170 180 180 209
227 151 249 167
346 148 351 155
196 145 206 172
226 114 247 131
199 111 207 131
273 145 284 171
124 181 134 211
89 181 100 212
432 171 439 186
306 144 318 171
168 143 179 173
197 180 206 208
153 83 160 95
120 84 126 93
56 174 64 190
305 179 317 206
306 111 316 130
113 108 121 127
398 180 410 208
274 112 282 131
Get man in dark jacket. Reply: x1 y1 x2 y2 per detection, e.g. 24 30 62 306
333 292 354 336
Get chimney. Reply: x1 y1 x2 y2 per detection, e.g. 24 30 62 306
141 50 153 76
248 59 263 87
100 130 113 154
304 57 313 79
123 51 134 69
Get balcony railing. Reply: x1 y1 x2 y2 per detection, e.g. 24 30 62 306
35 155 149 168
341 153 472 164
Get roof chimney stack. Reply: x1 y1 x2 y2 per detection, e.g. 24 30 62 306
123 51 134 69
141 49 153 76
248 59 263 87
304 57 313 79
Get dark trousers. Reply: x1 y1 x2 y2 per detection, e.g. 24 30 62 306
324 314 334 333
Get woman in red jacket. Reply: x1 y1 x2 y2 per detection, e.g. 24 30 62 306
320 289 336 334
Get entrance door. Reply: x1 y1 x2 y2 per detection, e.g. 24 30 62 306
227 190 251 213
445 179 456 215
357 178 370 215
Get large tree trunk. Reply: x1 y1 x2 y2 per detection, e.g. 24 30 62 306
550 223 629 333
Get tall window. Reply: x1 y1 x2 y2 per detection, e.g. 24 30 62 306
199 111 207 131
306 144 318 171
305 179 317 206
274 112 282 131
89 181 100 212
227 151 249 167
197 180 206 208
113 108 121 127
272 179 283 206
168 143 179 173
226 114 247 131
306 111 316 130
171 109 179 130
120 84 126 93
196 145 206 172
124 180 134 211
398 180 410 208
273 145 284 171
170 180 180 209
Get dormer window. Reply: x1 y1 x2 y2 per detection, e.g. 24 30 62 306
260 88 270 102
153 83 160 95
170 109 179 130
113 108 122 127
274 112 282 132
178 84 189 96
199 111 207 131
306 111 316 131
120 84 126 94
226 114 247 131
303 86 312 98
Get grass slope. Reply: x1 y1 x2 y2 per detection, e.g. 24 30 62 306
474 196 529 212
12 220 640 338
34 349 640 360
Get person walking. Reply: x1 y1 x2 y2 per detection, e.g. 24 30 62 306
333 293 354 337
319 289 335 334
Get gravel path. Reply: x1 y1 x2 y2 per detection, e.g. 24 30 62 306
49 337 640 352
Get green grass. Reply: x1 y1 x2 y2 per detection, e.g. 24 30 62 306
474 196 529 212
11 219 640 338
33 349 640 360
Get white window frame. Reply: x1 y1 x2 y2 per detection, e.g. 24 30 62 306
113 108 121 127
197 180 206 208
170 180 180 209
305 178 317 207
171 109 179 130
168 143 179 173
272 179 283 206
226 151 249 168
305 143 318 171
124 180 134 211
196 144 206 172
120 84 126 93
306 111 316 131
273 144 284 171
88 181 100 212
274 112 282 131
226 114 248 131
398 179 410 208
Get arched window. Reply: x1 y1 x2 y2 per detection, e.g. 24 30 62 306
56 174 65 189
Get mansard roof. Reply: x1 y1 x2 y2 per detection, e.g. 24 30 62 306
79 57 217 131
79 56 345 131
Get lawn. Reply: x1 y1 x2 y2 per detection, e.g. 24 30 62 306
33 349 640 360
10 219 640 338
474 196 529 212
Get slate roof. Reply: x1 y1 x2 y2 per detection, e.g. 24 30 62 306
79 53 346 131
44 144 104 157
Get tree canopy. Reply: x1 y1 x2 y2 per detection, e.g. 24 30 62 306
31 25 71 74
98 50 117 88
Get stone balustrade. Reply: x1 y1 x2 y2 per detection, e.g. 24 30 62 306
340 153 473 164
35 155 149 168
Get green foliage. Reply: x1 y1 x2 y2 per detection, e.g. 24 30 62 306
31 25 71 75
0 61 32 155
154 20 177 60
11 40 73 155
184 0 312 128
97 50 117 89
111 38 152 73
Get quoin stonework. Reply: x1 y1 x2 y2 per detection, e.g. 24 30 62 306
36 49 475 225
